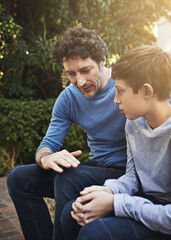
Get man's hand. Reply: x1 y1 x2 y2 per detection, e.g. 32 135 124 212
71 185 114 226
37 148 81 173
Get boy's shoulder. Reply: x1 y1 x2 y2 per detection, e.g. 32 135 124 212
126 116 171 135
126 117 146 133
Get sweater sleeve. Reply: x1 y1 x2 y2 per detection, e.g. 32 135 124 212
104 129 140 195
114 194 171 235
36 90 73 153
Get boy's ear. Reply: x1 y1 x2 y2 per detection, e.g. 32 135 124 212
142 83 154 100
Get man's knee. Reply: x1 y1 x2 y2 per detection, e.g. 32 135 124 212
55 167 82 187
7 164 39 195
7 166 25 194
54 167 86 199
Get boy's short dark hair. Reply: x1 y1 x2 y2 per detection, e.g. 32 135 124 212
51 26 108 65
112 46 171 100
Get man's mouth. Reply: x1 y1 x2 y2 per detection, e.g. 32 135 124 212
120 109 124 114
82 85 93 92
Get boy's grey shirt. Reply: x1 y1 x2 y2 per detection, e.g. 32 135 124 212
105 116 171 234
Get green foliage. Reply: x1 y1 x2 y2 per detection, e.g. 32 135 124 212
0 97 55 172
1 1 171 99
0 3 62 99
70 0 171 62
0 3 26 98
0 98 89 175
63 124 90 162
0 147 10 176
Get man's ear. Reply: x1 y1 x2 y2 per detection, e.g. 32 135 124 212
142 83 154 100
101 57 106 66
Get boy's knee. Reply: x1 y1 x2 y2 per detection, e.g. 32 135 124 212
77 220 108 240
60 200 75 232
77 223 94 240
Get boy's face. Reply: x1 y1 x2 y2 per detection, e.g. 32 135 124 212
63 57 105 98
114 79 147 120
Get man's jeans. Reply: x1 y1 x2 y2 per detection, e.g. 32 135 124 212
61 200 171 240
7 162 125 240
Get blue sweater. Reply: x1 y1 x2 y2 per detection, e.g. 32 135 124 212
37 77 127 167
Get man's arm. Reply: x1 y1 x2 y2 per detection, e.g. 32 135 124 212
36 146 81 173
35 88 83 172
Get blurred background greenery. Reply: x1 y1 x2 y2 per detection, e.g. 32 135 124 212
0 0 171 176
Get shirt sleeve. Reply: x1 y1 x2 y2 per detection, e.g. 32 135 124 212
104 128 140 195
36 90 73 153
114 194 171 235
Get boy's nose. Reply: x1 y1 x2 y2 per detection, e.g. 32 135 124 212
114 95 120 104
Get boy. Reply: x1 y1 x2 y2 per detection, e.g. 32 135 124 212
60 46 171 240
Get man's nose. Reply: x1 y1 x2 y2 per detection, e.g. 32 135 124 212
77 75 86 87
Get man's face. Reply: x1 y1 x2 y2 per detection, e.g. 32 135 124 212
63 57 105 97
114 79 147 120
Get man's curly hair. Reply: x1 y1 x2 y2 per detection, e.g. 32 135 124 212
51 26 108 65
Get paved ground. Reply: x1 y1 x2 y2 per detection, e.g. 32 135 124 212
0 176 24 240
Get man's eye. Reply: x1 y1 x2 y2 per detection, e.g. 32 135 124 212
67 72 75 77
81 69 91 74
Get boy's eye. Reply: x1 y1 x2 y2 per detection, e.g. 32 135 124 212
117 88 121 94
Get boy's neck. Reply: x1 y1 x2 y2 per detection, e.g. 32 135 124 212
145 100 171 129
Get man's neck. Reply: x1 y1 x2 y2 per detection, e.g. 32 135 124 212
100 67 111 90
145 100 171 129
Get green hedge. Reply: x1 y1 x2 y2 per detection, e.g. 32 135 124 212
0 98 89 176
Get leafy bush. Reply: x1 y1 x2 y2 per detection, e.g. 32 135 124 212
0 97 89 176
63 124 90 162
1 1 171 100
0 4 62 99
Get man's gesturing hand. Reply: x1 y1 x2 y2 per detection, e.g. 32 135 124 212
40 149 81 173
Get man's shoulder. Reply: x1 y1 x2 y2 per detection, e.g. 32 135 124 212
58 84 81 100
62 84 78 94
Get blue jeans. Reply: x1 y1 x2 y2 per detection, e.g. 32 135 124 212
61 200 171 240
7 162 125 240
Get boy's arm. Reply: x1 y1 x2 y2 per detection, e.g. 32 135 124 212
106 123 171 234
72 129 140 225
114 194 171 235
105 130 140 195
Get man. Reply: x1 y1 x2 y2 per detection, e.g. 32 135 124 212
7 26 127 240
